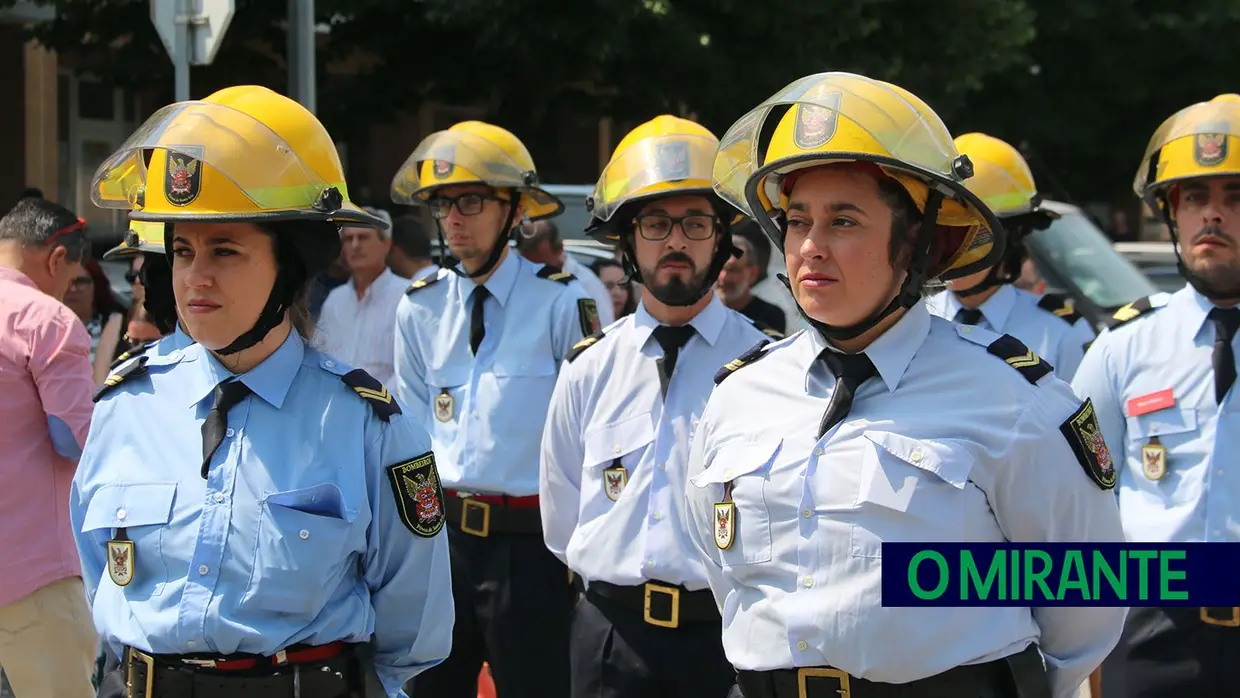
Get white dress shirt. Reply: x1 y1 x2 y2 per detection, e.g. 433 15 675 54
314 268 410 387
540 296 767 590
685 302 1125 698
564 255 616 327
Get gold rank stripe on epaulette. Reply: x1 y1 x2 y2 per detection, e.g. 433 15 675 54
761 327 785 339
404 275 441 295
341 368 402 422
985 333 1053 385
1107 295 1155 329
1036 293 1084 325
566 329 606 363
93 356 150 403
714 339 773 385
536 265 577 284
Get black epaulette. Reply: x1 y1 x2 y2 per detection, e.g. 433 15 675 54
405 275 441 295
536 265 576 284
566 329 607 363
985 333 1053 385
1107 296 1155 330
1037 293 1084 325
341 368 401 422
93 356 149 403
714 340 772 385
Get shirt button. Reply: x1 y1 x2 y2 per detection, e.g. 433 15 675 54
116 508 127 521
960 326 973 334
213 493 224 503
186 641 195 649
324 360 335 368
724 469 735 479
803 577 814 588
198 565 209 576
812 448 824 457
652 512 662 521
613 445 622 454
225 428 235 438
802 509 813 518
646 560 655 568
657 462 666 470
910 449 923 463
299 529 310 540
797 640 809 651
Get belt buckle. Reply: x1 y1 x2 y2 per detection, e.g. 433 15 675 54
642 582 680 629
126 649 155 698
797 667 850 698
460 498 491 537
1200 607 1240 627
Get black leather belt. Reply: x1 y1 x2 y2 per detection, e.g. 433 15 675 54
586 579 720 629
736 643 1048 698
444 491 543 537
122 644 359 698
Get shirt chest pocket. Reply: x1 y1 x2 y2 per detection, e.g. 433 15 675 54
81 483 177 597
692 440 780 567
850 432 974 559
242 483 356 616
582 414 655 507
489 355 559 439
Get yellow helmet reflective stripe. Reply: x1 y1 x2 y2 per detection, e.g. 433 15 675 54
92 85 383 230
952 133 1040 217
712 72 1002 281
390 121 563 221
102 219 166 261
1135 95 1240 205
589 115 720 225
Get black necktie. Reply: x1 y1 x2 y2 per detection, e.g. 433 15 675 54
818 350 877 438
201 379 251 478
955 307 984 326
470 285 490 355
1209 307 1240 404
652 324 696 399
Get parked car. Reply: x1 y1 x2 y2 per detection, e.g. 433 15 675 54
1112 240 1184 294
544 184 595 240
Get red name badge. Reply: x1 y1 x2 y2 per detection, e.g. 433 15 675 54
1127 388 1176 417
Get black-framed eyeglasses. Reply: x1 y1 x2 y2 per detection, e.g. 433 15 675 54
633 214 718 241
426 192 510 219
125 270 141 284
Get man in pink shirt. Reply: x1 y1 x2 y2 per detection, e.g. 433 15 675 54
0 197 98 698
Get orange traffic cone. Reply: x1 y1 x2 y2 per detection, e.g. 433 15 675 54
477 662 497 698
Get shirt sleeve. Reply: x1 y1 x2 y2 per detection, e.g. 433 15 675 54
30 309 95 461
1070 333 1126 475
1053 319 1098 383
70 406 113 605
393 295 431 427
683 400 729 615
550 285 592 364
975 387 1127 698
363 413 453 697
540 364 585 565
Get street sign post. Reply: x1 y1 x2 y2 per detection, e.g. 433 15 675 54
150 0 235 100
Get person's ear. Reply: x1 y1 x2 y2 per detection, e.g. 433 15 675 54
46 245 67 277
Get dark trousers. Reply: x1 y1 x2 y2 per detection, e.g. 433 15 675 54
1101 606 1240 697
407 526 573 698
570 591 734 698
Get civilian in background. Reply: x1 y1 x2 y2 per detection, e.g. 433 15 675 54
590 258 636 319
715 233 786 334
0 197 98 698
307 244 350 321
314 206 410 385
517 219 616 327
61 259 126 384
390 213 441 282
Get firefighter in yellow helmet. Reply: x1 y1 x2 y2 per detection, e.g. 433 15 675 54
74 84 453 698
684 72 1125 698
539 115 770 698
102 219 187 356
926 133 1096 380
390 122 596 698
1072 95 1240 698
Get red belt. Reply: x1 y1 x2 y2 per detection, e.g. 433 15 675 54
168 641 346 671
445 490 540 509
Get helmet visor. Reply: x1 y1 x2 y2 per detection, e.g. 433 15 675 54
590 134 718 221
390 129 559 212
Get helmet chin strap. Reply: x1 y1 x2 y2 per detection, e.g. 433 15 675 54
441 190 520 280
783 191 944 344
215 240 306 356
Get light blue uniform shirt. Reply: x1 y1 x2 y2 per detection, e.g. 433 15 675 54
540 296 768 590
70 330 453 698
926 285 1096 380
1072 285 1240 543
393 250 591 496
685 303 1125 698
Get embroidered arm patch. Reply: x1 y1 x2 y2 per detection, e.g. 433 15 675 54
341 368 401 422
577 298 600 337
386 451 446 537
1059 398 1117 490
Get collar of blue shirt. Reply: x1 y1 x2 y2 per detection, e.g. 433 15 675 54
630 293 729 350
936 282 1017 331
454 248 521 308
805 300 930 394
1178 283 1231 341
153 328 305 410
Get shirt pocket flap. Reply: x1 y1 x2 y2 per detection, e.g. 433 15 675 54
862 431 973 489
425 364 470 389
264 482 354 522
492 355 557 378
1126 407 1197 441
82 482 177 532
691 440 782 487
583 414 656 466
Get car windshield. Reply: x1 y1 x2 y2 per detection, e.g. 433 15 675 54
551 192 593 240
1026 211 1157 310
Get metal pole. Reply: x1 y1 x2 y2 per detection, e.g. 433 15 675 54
174 0 191 100
288 0 315 113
